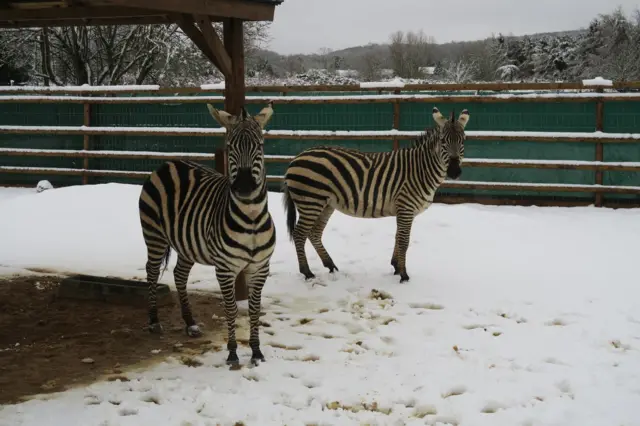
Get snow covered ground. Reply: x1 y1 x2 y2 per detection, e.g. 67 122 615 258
1 183 639 426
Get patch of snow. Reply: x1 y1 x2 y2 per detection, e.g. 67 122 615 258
582 77 613 87
0 84 160 93
0 185 639 425
359 77 406 89
200 82 225 90
36 180 53 193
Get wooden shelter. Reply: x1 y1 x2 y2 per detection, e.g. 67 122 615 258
0 0 284 301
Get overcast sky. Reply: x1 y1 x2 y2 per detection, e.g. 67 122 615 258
268 0 639 54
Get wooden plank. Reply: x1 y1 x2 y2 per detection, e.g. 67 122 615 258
0 148 216 161
0 126 639 144
0 6 168 20
595 99 605 207
223 17 248 302
195 14 231 78
82 102 91 185
88 0 276 21
1 81 639 95
176 15 222 74
4 94 640 105
0 15 174 27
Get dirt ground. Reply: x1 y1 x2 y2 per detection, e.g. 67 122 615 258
0 274 229 405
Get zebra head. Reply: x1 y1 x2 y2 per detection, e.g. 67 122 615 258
432 107 470 180
207 102 274 199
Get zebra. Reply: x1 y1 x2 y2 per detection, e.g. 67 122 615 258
282 106 470 283
138 102 276 367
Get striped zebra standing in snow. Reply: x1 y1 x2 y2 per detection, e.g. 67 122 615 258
282 107 470 283
138 102 276 367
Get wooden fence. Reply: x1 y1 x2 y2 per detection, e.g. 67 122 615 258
1 81 640 208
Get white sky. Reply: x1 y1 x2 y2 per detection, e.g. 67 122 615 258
268 0 639 54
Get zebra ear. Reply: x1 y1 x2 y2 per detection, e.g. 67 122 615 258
254 101 274 129
458 109 470 129
207 104 237 129
432 106 447 128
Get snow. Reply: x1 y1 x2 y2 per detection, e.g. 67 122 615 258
582 77 613 87
200 82 226 90
0 84 160 93
359 78 406 89
1 125 639 142
2 91 640 104
0 183 639 425
36 180 53 193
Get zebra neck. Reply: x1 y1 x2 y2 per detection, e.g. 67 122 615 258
229 185 268 221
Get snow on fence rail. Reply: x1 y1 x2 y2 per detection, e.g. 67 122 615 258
0 81 639 95
2 92 640 104
2 166 640 195
0 126 639 143
2 125 640 199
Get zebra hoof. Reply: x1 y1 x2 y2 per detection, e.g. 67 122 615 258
399 274 410 283
148 323 163 334
186 324 202 337
226 351 240 368
303 272 316 281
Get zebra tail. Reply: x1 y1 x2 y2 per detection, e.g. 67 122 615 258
159 246 171 279
282 182 297 242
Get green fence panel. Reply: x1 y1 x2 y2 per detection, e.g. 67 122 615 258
0 102 84 186
0 94 639 205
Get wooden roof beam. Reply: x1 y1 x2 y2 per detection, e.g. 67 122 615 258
176 14 229 79
87 0 276 21
195 15 231 78
0 15 174 27
0 6 163 21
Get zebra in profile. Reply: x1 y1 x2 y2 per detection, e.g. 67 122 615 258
138 102 276 367
282 107 470 283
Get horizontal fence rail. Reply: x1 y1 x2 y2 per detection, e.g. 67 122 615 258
1 81 640 208
1 80 639 95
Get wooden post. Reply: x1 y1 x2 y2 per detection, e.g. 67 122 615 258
82 101 91 184
223 17 248 302
595 90 604 207
392 89 400 151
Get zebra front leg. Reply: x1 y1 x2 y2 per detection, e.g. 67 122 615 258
309 206 339 273
174 255 201 337
245 262 270 366
395 210 416 283
216 267 241 366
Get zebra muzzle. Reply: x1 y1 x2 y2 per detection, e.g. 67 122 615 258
447 159 462 180
231 168 259 197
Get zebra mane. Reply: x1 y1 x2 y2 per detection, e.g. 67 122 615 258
409 126 440 149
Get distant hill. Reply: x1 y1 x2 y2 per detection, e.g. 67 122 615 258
253 28 588 77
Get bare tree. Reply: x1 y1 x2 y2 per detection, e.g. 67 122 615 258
0 20 271 86
359 51 384 81
388 30 435 78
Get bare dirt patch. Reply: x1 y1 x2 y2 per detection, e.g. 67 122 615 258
0 275 226 405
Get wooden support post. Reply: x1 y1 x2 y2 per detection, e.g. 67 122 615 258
223 17 248 302
595 92 604 207
392 89 400 151
82 101 91 184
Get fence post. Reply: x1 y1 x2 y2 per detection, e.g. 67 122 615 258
594 88 604 207
392 89 400 151
82 99 91 185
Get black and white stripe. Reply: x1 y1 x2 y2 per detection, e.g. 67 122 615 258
138 102 276 366
282 107 470 283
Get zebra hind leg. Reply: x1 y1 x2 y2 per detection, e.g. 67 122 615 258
173 255 201 337
309 206 339 273
215 267 241 366
292 204 326 280
145 244 170 333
